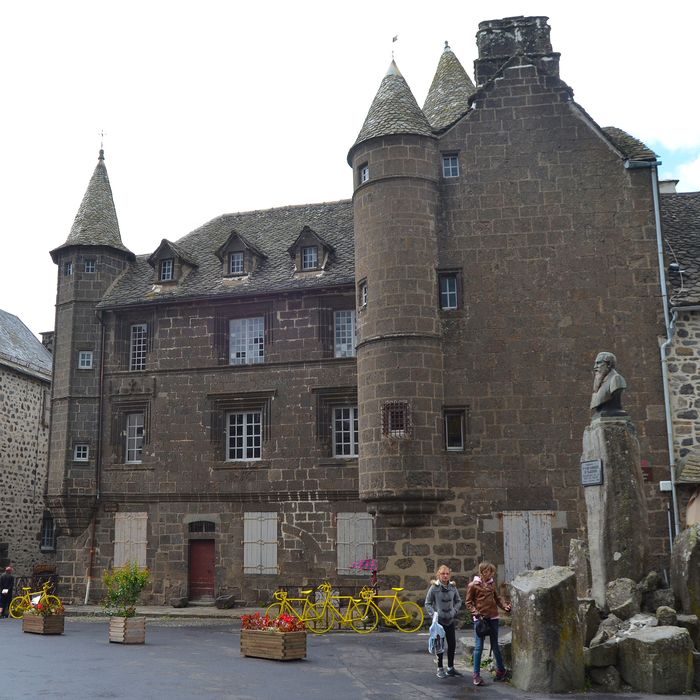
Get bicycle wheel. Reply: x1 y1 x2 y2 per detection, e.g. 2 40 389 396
393 601 424 632
348 601 379 634
305 603 334 634
265 602 284 619
9 597 28 619
44 595 62 610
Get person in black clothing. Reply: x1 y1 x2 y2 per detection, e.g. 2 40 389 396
425 564 462 678
0 566 14 618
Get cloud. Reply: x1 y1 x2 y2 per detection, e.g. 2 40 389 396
678 155 700 192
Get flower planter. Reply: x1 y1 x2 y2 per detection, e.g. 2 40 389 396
109 616 146 644
22 615 65 635
240 629 306 660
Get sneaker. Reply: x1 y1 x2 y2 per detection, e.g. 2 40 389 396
436 668 447 679
494 669 509 682
472 673 485 686
446 668 462 677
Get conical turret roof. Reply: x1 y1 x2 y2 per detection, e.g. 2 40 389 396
51 150 133 261
423 43 475 131
349 60 433 162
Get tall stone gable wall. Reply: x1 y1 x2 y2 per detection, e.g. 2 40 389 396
0 365 53 574
368 62 669 589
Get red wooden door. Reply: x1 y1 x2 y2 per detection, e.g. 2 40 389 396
188 539 215 599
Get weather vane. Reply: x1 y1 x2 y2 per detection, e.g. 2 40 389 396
99 129 106 150
392 34 398 60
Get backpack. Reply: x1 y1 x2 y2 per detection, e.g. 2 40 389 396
474 616 489 639
428 612 446 655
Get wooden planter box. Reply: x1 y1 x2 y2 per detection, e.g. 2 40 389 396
240 629 306 660
109 616 146 644
22 614 65 635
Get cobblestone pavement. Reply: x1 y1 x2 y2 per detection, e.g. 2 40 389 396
0 615 686 700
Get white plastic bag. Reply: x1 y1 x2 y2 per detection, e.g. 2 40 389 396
428 611 446 655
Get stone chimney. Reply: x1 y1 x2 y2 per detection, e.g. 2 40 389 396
474 16 559 86
659 179 679 194
40 331 54 354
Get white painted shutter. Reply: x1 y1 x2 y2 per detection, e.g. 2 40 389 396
114 512 147 568
243 512 277 574
503 510 553 583
337 512 373 574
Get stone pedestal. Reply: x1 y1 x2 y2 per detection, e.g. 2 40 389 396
582 417 648 608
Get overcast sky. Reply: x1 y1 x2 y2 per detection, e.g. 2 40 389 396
2 1 698 338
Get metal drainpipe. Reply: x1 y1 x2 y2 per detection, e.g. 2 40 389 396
627 158 682 540
84 310 106 604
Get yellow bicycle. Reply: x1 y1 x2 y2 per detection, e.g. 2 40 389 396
357 585 424 632
308 582 379 634
265 588 328 634
9 581 62 619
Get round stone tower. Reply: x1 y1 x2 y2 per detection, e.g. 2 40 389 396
348 61 447 525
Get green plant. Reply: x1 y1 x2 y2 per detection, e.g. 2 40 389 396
26 597 65 617
102 562 151 618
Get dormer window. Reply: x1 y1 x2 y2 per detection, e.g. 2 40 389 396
302 246 318 270
160 258 174 281
229 252 245 275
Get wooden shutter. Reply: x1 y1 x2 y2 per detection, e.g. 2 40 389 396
337 512 373 574
243 512 277 574
114 512 148 568
503 510 553 583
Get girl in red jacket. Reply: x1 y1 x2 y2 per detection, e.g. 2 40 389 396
465 561 511 686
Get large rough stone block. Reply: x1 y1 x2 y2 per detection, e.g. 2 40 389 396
578 598 600 646
618 626 693 693
693 650 700 691
657 605 678 626
606 578 641 620
582 417 648 608
215 594 236 609
644 587 676 612
671 524 700 619
588 665 621 693
510 566 585 692
677 614 699 649
584 640 618 667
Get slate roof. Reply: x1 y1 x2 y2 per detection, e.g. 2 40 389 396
422 44 475 131
661 192 700 306
51 150 134 261
349 60 433 162
602 127 657 161
99 200 354 308
0 309 52 381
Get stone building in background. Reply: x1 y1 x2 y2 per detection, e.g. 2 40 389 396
0 309 54 574
47 16 681 604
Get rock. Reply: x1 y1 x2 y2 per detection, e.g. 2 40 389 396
624 613 657 633
637 570 661 594
568 539 591 598
170 596 188 608
656 605 678 626
499 630 512 668
643 587 676 612
588 665 621 693
694 650 700 691
578 598 601 646
606 578 641 620
671 524 700 619
618 626 694 693
215 594 236 609
584 640 618 667
510 566 585 692
590 614 624 647
677 614 699 649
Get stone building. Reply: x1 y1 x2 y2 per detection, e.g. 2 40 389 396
48 16 675 604
0 309 54 574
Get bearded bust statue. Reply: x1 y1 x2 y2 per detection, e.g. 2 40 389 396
590 351 627 416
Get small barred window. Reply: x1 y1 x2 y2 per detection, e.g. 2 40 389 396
382 401 411 438
188 521 216 533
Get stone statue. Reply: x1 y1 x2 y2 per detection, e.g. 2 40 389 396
590 351 627 416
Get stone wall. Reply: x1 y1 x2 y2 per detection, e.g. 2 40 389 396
0 364 53 575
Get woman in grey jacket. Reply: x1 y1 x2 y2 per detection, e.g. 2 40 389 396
424 564 462 678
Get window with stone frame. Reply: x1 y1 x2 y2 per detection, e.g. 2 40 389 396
243 512 278 574
302 245 319 270
40 514 56 551
189 521 215 533
444 408 467 451
442 153 460 178
84 259 96 273
382 401 411 438
438 269 462 311
117 315 154 371
359 163 369 185
213 307 273 366
63 261 73 276
207 391 274 461
337 512 373 575
313 387 358 458
159 258 174 281
358 280 368 309
334 310 356 358
110 400 151 464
